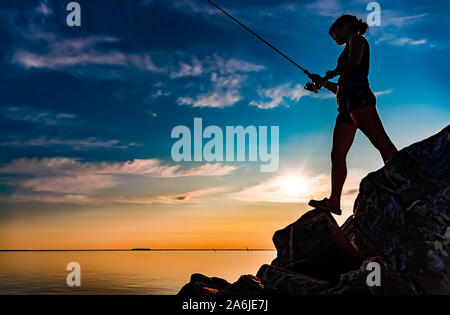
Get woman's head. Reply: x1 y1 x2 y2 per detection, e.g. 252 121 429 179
329 15 368 45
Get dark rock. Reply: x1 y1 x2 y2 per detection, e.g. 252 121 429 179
321 256 415 295
271 209 362 283
341 216 378 260
353 125 450 294
177 273 230 295
218 274 265 295
256 264 330 295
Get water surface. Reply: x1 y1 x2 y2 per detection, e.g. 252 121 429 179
0 251 276 294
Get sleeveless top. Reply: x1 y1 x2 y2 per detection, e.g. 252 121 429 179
337 36 370 85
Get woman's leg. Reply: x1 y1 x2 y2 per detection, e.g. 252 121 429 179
328 121 358 209
350 106 398 163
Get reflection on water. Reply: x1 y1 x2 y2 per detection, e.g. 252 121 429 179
0 251 276 294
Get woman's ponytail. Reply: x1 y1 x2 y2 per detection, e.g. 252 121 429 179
357 18 369 35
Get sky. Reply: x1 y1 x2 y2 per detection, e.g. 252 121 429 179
0 0 449 249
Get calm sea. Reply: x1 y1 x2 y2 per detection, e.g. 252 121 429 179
0 251 276 294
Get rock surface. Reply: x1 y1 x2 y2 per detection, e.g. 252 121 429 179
177 125 450 295
352 124 450 294
321 256 415 295
178 273 231 295
218 275 265 295
256 264 331 295
271 209 361 283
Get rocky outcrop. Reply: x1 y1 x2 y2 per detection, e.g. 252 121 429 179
178 273 231 295
320 256 415 295
177 125 450 295
352 124 450 294
256 264 331 294
218 275 265 295
271 209 361 283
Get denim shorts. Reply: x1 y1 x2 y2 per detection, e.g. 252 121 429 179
336 76 376 124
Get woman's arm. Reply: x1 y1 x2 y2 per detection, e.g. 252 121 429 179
307 75 337 94
322 81 337 94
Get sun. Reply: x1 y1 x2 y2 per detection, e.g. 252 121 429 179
277 175 309 199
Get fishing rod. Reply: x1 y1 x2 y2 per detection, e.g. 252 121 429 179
207 0 321 93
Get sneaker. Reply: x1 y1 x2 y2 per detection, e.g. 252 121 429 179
308 198 342 215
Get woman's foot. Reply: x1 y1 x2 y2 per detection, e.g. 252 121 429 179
308 198 342 215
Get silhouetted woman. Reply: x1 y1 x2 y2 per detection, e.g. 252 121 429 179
307 15 398 215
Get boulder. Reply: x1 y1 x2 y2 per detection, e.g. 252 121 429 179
321 256 415 295
353 125 450 294
341 216 378 260
218 274 265 295
177 273 231 295
271 209 362 283
256 264 331 295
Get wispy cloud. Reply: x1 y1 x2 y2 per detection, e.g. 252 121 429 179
230 169 365 205
0 137 135 150
13 47 165 72
1 186 230 205
0 157 238 204
0 157 238 178
250 84 309 109
305 0 341 17
374 89 394 96
382 12 428 27
169 54 265 79
35 2 53 16
0 106 77 126
375 33 427 46
177 73 245 108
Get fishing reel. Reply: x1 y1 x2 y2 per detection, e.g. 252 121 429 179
304 81 321 93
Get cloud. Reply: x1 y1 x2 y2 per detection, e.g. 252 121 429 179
0 106 77 126
0 137 134 150
250 83 309 109
305 0 341 17
169 54 265 79
13 48 165 73
10 30 165 74
1 186 230 205
382 12 428 27
122 186 231 205
374 89 394 96
230 169 365 205
0 193 98 205
151 89 171 98
170 57 204 79
0 157 238 178
372 12 429 47
177 73 246 108
374 33 428 46
0 157 238 204
35 2 53 16
169 54 265 108
171 0 219 15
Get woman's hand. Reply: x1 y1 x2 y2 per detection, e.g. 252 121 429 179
309 73 323 84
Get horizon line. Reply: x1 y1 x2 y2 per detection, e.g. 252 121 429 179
0 248 276 252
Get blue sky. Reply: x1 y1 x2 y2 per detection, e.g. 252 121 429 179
0 0 449 249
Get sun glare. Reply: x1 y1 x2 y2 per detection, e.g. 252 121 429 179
277 175 309 199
